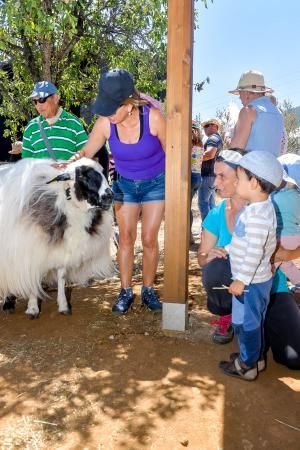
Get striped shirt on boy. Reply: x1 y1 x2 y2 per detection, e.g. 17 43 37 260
229 199 277 285
22 110 88 160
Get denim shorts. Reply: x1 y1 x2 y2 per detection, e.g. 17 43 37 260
112 172 165 204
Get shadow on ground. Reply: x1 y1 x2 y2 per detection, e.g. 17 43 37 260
0 212 299 449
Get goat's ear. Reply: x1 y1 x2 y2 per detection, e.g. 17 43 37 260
46 173 71 184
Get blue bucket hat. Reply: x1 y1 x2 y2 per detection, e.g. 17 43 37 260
29 81 58 99
278 153 300 190
239 151 283 187
92 69 135 116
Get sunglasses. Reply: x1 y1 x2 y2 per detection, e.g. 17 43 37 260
204 124 212 129
33 94 54 105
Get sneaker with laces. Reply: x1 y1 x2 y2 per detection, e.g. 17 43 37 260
141 286 162 312
112 288 134 315
211 314 234 344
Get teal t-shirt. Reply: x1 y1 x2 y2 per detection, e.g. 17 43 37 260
202 200 232 247
271 187 300 237
202 199 290 294
271 268 290 294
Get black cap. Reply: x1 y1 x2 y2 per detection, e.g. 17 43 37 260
92 69 135 116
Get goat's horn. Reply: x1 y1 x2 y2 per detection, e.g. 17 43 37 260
46 173 71 184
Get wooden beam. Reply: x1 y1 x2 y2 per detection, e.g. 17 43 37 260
163 0 194 330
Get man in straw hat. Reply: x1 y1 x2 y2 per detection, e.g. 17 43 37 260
199 117 223 220
229 70 284 156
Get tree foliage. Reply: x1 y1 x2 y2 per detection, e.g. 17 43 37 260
0 0 168 137
280 100 300 153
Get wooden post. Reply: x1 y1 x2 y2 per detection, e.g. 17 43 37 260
163 0 194 331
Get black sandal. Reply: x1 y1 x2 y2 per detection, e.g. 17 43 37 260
219 356 258 381
229 352 266 372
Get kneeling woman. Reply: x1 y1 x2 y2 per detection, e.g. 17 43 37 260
198 149 300 372
71 69 166 314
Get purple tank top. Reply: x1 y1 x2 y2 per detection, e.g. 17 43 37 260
108 106 165 180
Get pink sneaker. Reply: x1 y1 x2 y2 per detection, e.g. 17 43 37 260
211 314 234 344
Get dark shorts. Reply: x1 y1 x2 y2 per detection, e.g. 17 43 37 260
112 172 165 204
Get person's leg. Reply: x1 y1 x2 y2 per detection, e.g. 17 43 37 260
239 281 271 366
198 175 215 221
141 201 165 287
190 173 201 239
201 257 234 343
207 175 216 211
139 200 165 311
114 202 140 288
265 292 300 370
202 257 232 315
219 281 271 381
219 294 258 381
112 202 140 315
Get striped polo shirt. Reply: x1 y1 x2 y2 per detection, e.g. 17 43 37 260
229 199 277 285
22 109 88 160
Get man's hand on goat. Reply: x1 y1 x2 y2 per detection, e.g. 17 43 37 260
8 141 22 155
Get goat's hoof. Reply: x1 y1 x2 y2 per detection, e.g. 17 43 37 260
59 309 72 316
2 296 16 313
27 313 40 320
25 307 40 319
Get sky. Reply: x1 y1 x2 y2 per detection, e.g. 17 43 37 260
192 0 300 121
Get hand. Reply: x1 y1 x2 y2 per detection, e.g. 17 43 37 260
8 141 22 154
52 162 68 169
71 150 85 162
53 150 84 168
206 246 228 263
274 245 300 262
228 280 245 296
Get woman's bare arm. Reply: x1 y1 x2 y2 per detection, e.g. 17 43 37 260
230 106 255 149
70 116 110 161
198 229 227 266
149 108 166 151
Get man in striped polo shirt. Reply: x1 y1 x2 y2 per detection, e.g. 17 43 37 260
21 81 88 160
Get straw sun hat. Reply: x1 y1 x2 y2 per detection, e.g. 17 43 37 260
201 118 221 128
229 70 273 95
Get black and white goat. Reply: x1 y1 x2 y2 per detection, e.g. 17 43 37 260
0 157 114 318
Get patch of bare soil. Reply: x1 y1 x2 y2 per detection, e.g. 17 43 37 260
0 203 299 450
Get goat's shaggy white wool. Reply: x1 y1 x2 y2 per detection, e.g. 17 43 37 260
0 158 114 309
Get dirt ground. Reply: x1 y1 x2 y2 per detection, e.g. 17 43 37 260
0 204 299 450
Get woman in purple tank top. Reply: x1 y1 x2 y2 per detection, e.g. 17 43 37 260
70 69 166 315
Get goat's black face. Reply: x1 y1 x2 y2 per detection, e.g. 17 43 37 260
74 166 113 209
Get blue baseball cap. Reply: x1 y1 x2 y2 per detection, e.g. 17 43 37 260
29 81 58 99
92 69 135 116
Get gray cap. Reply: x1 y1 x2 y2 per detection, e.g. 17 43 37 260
29 81 58 99
218 149 243 168
239 151 283 187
